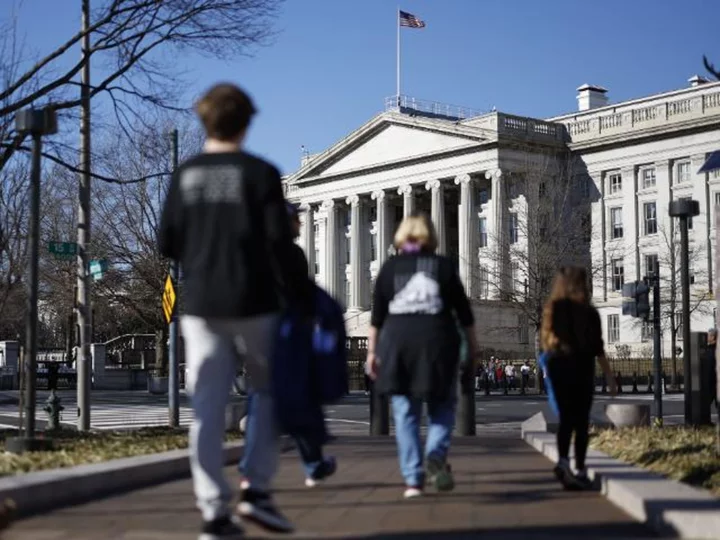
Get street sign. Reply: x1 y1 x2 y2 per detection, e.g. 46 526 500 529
48 241 77 259
89 259 107 281
162 275 176 324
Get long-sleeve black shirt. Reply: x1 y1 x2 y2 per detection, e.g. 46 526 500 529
158 151 308 318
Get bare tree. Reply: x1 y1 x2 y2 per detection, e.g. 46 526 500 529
653 225 713 384
0 161 29 339
0 0 284 176
469 153 622 354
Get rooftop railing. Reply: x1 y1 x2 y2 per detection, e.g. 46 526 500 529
553 82 720 144
385 94 485 121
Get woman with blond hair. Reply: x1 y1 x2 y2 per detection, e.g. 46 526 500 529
366 213 477 499
540 266 617 490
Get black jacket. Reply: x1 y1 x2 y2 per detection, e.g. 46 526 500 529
158 151 308 318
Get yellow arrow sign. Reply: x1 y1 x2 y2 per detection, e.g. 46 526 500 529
162 275 176 324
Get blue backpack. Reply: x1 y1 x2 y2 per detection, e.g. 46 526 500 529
271 284 348 435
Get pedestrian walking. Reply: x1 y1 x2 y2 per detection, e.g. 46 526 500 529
365 213 478 499
239 202 336 490
159 83 307 539
539 266 617 491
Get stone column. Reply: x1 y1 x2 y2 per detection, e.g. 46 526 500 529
300 202 315 278
322 199 340 300
487 169 504 296
426 179 446 254
398 185 415 218
372 190 391 267
455 174 475 295
346 195 365 311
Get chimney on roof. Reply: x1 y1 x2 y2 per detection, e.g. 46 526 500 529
688 75 709 87
576 84 608 112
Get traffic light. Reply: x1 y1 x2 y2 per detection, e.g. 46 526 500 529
622 281 650 319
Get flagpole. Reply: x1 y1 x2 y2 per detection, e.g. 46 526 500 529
396 6 400 105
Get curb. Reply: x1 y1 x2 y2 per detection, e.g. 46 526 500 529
0 441 244 518
522 412 720 539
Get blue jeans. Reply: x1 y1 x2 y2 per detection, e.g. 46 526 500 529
391 394 456 487
239 392 326 479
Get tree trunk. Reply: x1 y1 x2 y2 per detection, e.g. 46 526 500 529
155 327 168 376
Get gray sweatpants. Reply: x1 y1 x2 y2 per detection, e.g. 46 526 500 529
181 313 279 522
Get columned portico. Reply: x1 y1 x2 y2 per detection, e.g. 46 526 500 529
455 174 475 295
426 179 446 254
322 199 341 301
487 169 504 297
398 185 415 218
371 190 391 267
346 195 369 311
300 202 315 278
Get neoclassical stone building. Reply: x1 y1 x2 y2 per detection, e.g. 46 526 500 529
284 77 720 356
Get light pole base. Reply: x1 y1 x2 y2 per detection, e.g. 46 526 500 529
5 436 54 454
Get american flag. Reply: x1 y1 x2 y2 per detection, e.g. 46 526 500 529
399 10 425 28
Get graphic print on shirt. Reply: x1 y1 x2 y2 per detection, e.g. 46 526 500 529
388 257 443 315
179 165 243 205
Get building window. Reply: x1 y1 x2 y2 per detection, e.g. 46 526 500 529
314 249 319 275
313 223 319 236
611 258 624 292
539 182 546 197
478 265 489 299
369 206 377 222
679 197 693 229
676 160 691 184
643 202 657 235
345 239 351 265
511 261 520 294
508 213 519 244
689 261 695 285
370 234 377 261
478 218 487 248
608 172 622 195
345 280 351 308
641 167 656 189
608 314 620 344
610 207 623 239
478 188 489 205
644 253 658 278
518 314 529 344
641 320 653 342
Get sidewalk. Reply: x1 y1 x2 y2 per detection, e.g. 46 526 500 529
5 435 656 539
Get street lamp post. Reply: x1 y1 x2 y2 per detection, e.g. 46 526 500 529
669 199 700 425
6 107 57 454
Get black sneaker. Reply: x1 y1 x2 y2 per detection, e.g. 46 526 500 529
553 462 583 491
574 472 594 490
199 515 244 540
237 488 294 533
426 457 455 492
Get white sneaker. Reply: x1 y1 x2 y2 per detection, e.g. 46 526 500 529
403 487 423 499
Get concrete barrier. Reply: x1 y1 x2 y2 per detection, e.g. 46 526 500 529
605 403 651 427
0 442 244 519
522 412 720 539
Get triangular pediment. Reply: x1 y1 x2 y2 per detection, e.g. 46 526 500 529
287 113 490 183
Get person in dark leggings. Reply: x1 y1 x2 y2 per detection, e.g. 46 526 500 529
540 266 617 490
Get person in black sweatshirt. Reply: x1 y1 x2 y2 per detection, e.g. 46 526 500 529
159 83 307 539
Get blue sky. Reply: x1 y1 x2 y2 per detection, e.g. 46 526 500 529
11 0 720 175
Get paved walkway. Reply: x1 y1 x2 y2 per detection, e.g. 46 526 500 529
5 435 658 539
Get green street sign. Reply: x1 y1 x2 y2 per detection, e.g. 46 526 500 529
48 241 77 259
89 259 107 281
